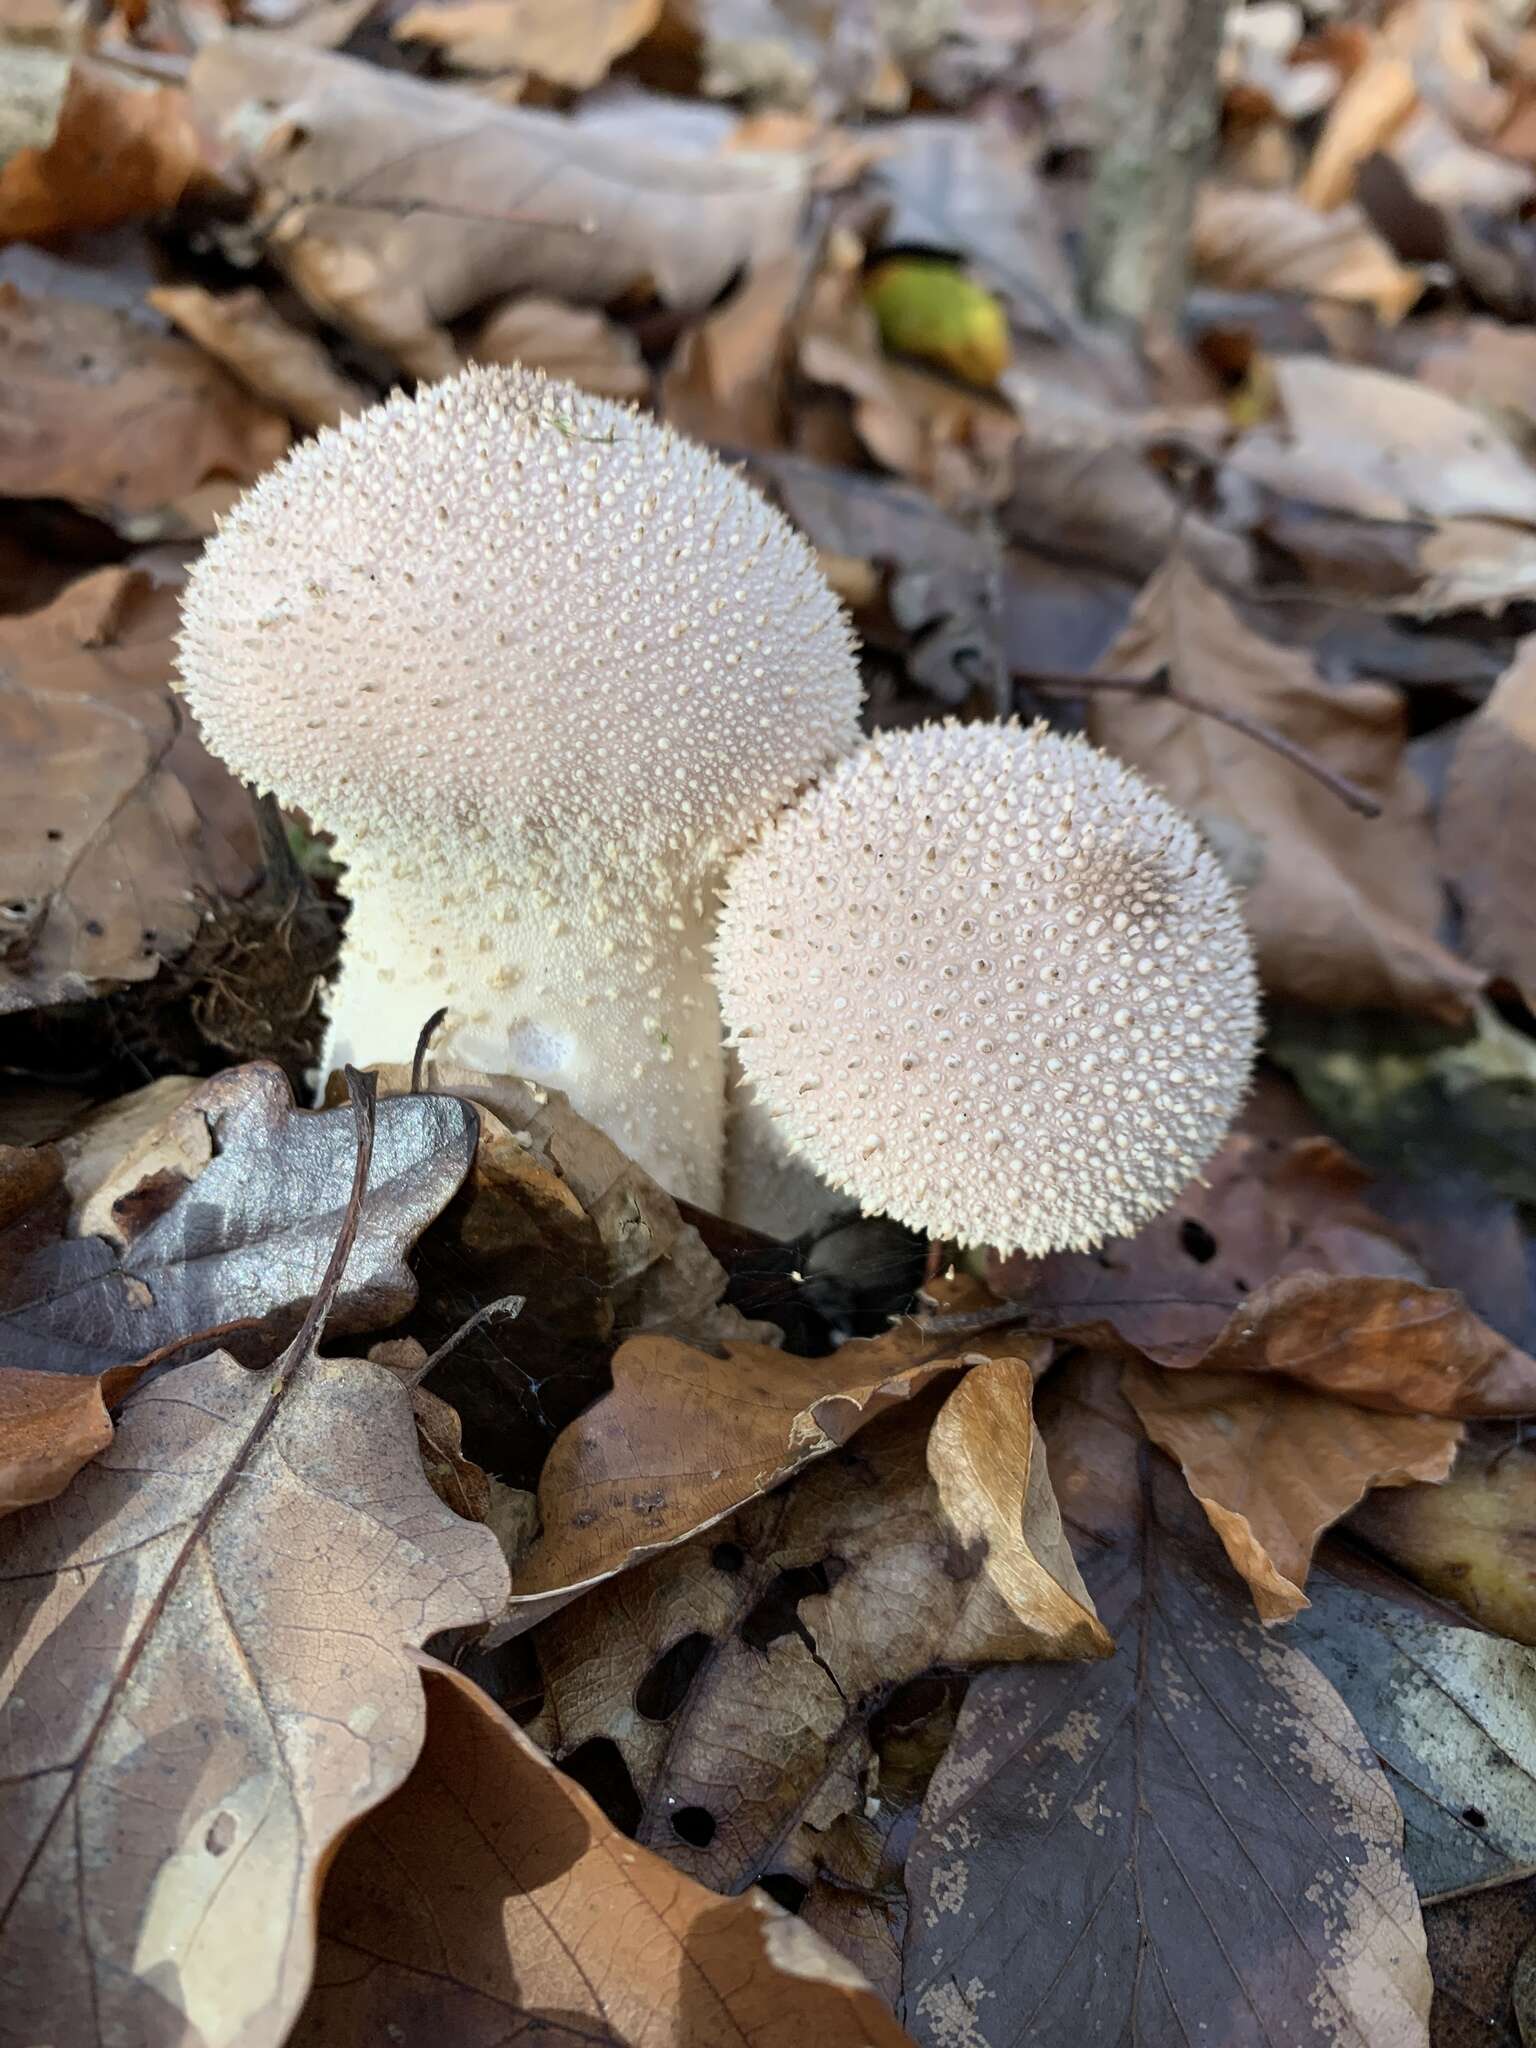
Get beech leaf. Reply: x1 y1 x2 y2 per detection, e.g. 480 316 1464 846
293 1658 918 2047
899 1359 1433 2048
0 1364 112 1514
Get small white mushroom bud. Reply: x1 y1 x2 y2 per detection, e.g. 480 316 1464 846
714 720 1260 1254
176 366 861 1206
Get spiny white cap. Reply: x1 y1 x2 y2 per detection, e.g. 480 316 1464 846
715 721 1260 1254
176 364 861 891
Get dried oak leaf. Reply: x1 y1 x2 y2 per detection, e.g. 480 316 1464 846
899 1358 1432 2048
0 57 209 242
391 0 661 86
1441 638 1536 1009
468 293 649 400
148 284 369 434
1121 1355 1461 1622
1348 1426 1536 1649
0 284 289 536
499 1277 1051 1636
535 1367 1106 1896
292 1658 917 2047
0 567 264 1011
1191 186 1424 322
0 1339 509 2047
0 1061 477 1374
1291 1572 1536 1903
189 33 807 381
0 1364 112 1514
991 1094 1536 1417
1091 555 1483 1017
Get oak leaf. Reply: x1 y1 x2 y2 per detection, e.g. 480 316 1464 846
1121 1355 1461 1621
0 1339 509 2047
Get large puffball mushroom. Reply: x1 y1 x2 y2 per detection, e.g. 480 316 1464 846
714 720 1260 1254
176 365 861 1206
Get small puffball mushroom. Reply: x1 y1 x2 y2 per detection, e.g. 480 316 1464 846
177 365 861 1206
714 720 1260 1254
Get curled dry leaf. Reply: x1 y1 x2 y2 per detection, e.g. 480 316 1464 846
992 1098 1536 1417
391 0 661 86
1440 638 1536 1009
148 284 370 433
0 285 290 535
0 1365 112 1514
0 57 208 242
1292 1574 1536 1903
499 1275 1029 1634
293 1658 918 2047
1091 556 1484 1017
535 1375 1105 1896
1348 1427 1536 1648
1121 1355 1461 1622
468 293 649 400
662 246 813 453
0 568 263 1012
190 34 807 380
1191 185 1423 322
899 1358 1433 2048
0 1341 509 2048
1 1062 477 1374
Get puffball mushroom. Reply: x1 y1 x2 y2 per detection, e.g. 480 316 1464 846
715 720 1260 1254
176 365 861 1206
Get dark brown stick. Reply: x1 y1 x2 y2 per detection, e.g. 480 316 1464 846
1019 668 1384 820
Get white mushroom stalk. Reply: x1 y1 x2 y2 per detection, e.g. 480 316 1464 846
715 720 1260 1254
177 366 862 1206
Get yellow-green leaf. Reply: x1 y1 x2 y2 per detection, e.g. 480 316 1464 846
865 258 1010 388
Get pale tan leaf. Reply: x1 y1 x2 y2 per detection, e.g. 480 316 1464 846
392 0 660 85
0 1344 509 2048
1192 185 1422 322
148 285 368 433
1441 638 1536 1008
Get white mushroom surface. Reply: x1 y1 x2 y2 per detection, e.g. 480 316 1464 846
177 366 861 1205
715 720 1260 1253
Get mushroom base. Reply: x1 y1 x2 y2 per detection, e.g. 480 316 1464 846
320 850 727 1208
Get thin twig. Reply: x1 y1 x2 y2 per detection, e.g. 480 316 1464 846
1020 667 1383 819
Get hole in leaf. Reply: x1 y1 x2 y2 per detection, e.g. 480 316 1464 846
711 1540 745 1574
561 1737 641 1836
758 1872 808 1913
1179 1218 1217 1264
1463 1806 1487 1829
672 1805 716 1847
741 1559 846 1653
635 1630 712 1722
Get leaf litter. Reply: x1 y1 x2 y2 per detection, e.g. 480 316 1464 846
7 0 1536 2039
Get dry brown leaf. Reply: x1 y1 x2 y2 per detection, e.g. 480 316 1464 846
502 1278 1046 1632
1300 48 1418 210
1092 556 1483 1017
1348 1427 1536 1647
0 1365 112 1514
392 0 660 85
1192 185 1423 321
148 284 369 433
1441 638 1536 1008
293 1658 918 2046
991 1091 1536 1419
468 293 649 398
1414 318 1536 449
662 246 811 451
190 33 808 381
534 1379 1106 1894
1122 1356 1462 1622
1236 354 1536 528
0 285 290 535
0 56 208 241
927 1353 1113 1654
0 1334 509 2047
0 568 265 1011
